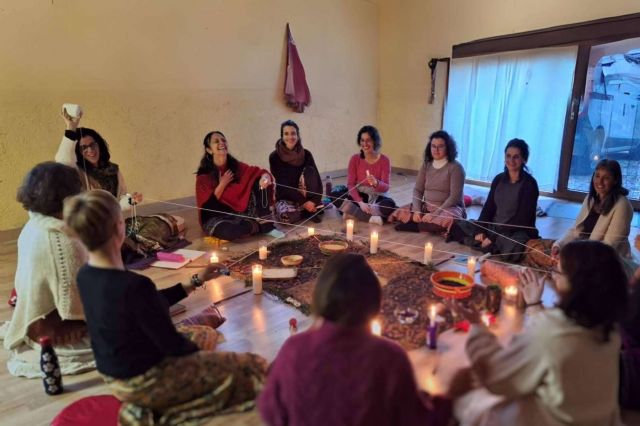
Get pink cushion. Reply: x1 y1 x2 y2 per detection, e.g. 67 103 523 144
51 395 121 426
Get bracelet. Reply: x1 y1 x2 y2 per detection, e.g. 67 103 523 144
190 273 204 288
525 300 543 308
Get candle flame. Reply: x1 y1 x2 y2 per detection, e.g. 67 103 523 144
371 319 382 336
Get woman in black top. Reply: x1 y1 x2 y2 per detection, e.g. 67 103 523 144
64 189 267 425
448 139 539 262
269 120 324 224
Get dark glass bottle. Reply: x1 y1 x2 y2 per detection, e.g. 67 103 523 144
39 336 63 395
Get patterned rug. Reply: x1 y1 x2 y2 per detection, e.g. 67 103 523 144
228 235 487 350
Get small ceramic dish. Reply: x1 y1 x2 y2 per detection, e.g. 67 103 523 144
430 271 474 299
318 240 349 255
281 255 304 266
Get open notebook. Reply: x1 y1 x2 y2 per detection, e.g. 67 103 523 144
150 249 206 269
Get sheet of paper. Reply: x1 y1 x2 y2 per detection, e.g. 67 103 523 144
151 249 205 269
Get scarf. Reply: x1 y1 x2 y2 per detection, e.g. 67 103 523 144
275 139 305 167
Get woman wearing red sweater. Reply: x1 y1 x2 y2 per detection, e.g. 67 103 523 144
337 125 396 225
196 131 275 241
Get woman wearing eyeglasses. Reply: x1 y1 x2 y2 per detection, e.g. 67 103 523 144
447 139 539 262
454 240 627 426
391 130 466 235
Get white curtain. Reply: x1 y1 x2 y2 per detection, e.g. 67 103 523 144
444 46 578 191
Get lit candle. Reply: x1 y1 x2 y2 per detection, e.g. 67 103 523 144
258 245 268 260
427 321 438 350
371 319 381 336
252 264 263 295
346 219 354 242
210 252 219 264
307 227 315 237
424 242 433 265
370 231 378 254
429 304 437 323
467 256 477 279
481 313 491 327
504 285 518 303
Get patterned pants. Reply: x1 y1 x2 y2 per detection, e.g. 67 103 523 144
104 350 267 426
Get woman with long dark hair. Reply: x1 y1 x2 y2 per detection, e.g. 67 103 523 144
553 159 633 259
196 130 275 241
455 240 628 425
269 120 323 224
392 130 466 235
447 138 539 262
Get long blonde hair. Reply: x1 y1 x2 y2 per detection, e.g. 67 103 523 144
63 189 121 251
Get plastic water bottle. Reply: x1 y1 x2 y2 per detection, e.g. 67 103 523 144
39 336 63 395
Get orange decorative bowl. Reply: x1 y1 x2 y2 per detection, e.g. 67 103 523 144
431 271 474 299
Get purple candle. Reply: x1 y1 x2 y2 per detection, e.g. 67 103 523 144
427 322 438 350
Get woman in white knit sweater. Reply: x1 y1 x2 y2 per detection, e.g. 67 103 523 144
454 240 628 426
0 162 95 377
553 159 633 259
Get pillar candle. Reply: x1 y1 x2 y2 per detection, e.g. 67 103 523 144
370 231 378 254
210 252 219 264
427 322 438 350
467 256 477 279
258 245 268 260
307 227 315 237
346 219 354 242
252 264 263 295
504 285 518 303
424 242 433 265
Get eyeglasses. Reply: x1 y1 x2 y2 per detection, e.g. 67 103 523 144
79 141 98 152
431 144 446 151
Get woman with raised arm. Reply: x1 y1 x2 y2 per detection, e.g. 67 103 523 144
64 189 267 425
269 120 324 224
196 131 275 241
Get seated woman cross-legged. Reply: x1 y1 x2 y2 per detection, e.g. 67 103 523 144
196 131 275 241
447 139 539 262
64 190 267 425
0 162 95 378
392 130 466 235
270 120 324 224
553 159 633 272
258 253 471 426
337 125 397 225
454 240 627 426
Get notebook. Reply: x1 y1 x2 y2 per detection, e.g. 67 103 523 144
150 249 206 269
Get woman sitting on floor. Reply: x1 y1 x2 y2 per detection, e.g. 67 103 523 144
336 125 396 225
552 159 633 263
0 162 94 378
454 240 627 426
64 189 267 426
196 130 275 241
447 138 539 262
391 130 466 235
269 120 324 224
55 109 184 264
258 253 471 426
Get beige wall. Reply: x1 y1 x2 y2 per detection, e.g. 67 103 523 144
0 0 378 230
378 0 640 170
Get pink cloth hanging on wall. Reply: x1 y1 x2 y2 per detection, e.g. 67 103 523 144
284 23 311 113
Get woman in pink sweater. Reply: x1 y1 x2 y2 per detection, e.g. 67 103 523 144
337 125 396 225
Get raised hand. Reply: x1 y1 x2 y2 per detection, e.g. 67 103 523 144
61 108 82 131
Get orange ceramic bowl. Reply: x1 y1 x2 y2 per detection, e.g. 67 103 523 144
430 271 474 299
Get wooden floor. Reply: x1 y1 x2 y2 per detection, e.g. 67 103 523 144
0 174 639 425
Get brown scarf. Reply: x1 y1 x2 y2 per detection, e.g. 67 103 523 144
275 139 305 167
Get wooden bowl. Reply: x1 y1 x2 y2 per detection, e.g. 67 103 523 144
430 271 474 299
318 240 349 255
281 255 303 266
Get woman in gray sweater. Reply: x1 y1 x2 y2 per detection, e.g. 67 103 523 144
392 130 466 235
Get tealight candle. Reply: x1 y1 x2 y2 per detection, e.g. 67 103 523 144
424 242 433 265
371 319 382 336
252 264 263 295
307 227 315 237
346 219 354 242
258 244 268 260
467 256 477 279
481 313 492 327
210 252 219 264
370 231 378 254
504 285 518 303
